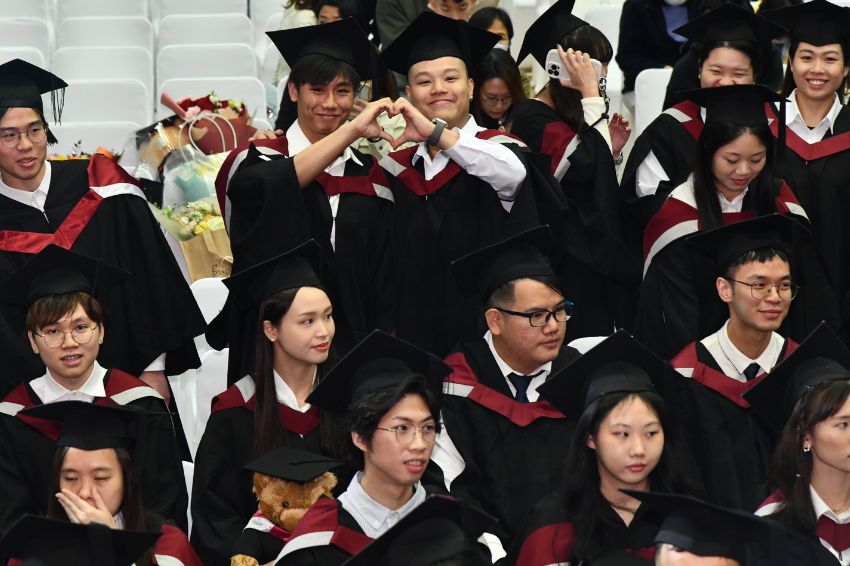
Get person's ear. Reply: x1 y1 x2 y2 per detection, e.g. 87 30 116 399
485 308 503 336
351 431 369 453
586 434 597 450
28 332 38 355
716 276 734 304
263 320 277 343
288 81 299 103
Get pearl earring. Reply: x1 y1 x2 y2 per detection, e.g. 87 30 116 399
803 444 811 453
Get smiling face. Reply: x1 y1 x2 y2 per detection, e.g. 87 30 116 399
0 107 48 191
28 303 103 389
406 56 472 129
59 447 124 516
711 130 767 201
289 75 355 143
263 286 335 371
717 256 792 335
790 42 849 104
699 46 754 88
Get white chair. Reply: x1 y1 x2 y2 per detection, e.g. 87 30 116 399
0 47 46 68
57 17 154 52
634 68 673 137
3 0 50 20
151 0 248 22
156 44 258 95
251 0 283 47
194 348 230 453
158 14 253 52
567 336 608 354
48 79 151 125
52 46 154 104
583 4 625 111
190 277 229 325
56 0 149 23
48 121 142 155
252 117 272 131
0 19 51 66
157 77 267 122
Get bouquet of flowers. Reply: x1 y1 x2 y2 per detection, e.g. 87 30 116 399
162 91 257 155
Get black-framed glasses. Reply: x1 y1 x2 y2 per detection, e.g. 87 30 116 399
725 278 799 301
34 323 99 348
0 124 47 147
495 300 574 327
375 423 437 445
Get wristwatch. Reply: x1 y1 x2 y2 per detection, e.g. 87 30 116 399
427 118 447 146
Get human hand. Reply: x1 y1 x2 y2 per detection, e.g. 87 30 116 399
348 98 369 121
609 112 632 156
348 97 395 143
390 97 439 148
56 488 117 528
558 45 600 99
249 129 284 141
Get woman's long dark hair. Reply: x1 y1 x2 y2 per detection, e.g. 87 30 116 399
781 41 850 103
252 286 342 458
470 49 527 128
692 121 779 230
561 391 691 562
767 379 850 536
547 24 613 131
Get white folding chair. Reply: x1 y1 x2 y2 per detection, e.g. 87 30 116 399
0 47 46 68
634 68 673 136
56 0 149 23
57 16 154 52
49 79 151 125
52 46 154 104
151 0 248 22
0 19 51 67
583 4 625 110
194 348 230 453
250 0 283 47
48 121 142 155
157 14 253 51
3 0 50 20
156 44 258 95
157 77 267 122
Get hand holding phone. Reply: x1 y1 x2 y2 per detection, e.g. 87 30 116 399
545 48 602 82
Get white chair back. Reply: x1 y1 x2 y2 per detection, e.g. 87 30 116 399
4 0 50 20
49 79 151 124
156 44 258 96
190 277 229 325
157 14 253 51
56 0 149 23
48 121 142 155
0 47 46 68
52 46 154 103
0 19 51 66
194 348 230 454
57 16 154 52
151 0 248 22
583 4 625 108
157 76 267 122
634 68 673 136
250 0 284 48
182 461 194 535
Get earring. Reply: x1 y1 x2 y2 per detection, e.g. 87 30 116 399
803 443 811 453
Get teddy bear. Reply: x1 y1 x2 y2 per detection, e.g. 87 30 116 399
230 469 338 566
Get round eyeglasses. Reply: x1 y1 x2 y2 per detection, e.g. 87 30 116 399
0 124 47 148
34 323 99 348
725 278 799 301
375 423 437 445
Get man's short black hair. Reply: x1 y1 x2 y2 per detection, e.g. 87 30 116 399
289 53 360 89
723 247 790 279
486 275 564 310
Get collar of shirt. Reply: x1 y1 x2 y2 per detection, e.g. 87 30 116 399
483 330 551 402
337 471 426 538
30 361 108 404
786 89 842 144
114 512 125 529
701 320 784 383
812 484 850 524
0 159 51 210
411 114 481 179
273 369 314 413
717 187 748 213
286 120 362 176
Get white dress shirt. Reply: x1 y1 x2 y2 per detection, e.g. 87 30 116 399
483 331 552 402
786 89 843 144
700 321 785 383
717 187 748 213
811 485 850 565
0 160 50 210
337 471 426 538
272 369 314 413
29 361 108 404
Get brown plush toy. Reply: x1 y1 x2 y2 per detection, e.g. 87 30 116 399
230 448 340 566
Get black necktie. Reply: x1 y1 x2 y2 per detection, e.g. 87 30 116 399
507 370 544 403
743 362 761 381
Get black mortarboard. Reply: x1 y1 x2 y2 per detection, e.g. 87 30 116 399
21 400 143 451
451 226 557 300
222 240 323 312
244 446 339 482
762 0 850 47
622 490 776 560
538 330 673 419
0 244 129 309
683 83 783 127
339 495 496 566
381 11 499 75
307 330 450 415
268 18 378 78
0 59 67 144
745 322 850 436
674 3 786 46
0 514 160 566
516 0 588 68
686 213 807 274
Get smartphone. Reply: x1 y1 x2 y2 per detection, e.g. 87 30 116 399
357 81 372 101
545 49 602 82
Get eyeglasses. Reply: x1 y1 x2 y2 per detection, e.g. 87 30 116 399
480 94 513 106
375 423 437 445
495 300 574 327
34 323 99 348
725 278 799 301
0 124 47 148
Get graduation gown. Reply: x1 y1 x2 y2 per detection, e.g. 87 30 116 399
189 376 324 566
378 129 553 357
211 139 395 383
754 493 845 566
670 338 798 510
433 339 580 545
510 99 642 337
0 368 187 532
634 178 806 359
232 511 292 566
509 492 660 566
0 156 205 397
152 521 203 566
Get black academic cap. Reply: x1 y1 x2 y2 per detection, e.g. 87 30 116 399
307 330 451 416
222 239 323 311
381 11 499 75
0 59 67 144
340 495 496 566
20 400 143 451
268 18 378 78
539 330 672 418
244 446 339 482
674 2 786 46
745 322 850 436
516 0 588 68
451 225 557 300
0 514 160 566
762 0 850 47
686 213 807 274
0 244 129 309
621 490 776 560
682 83 784 127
